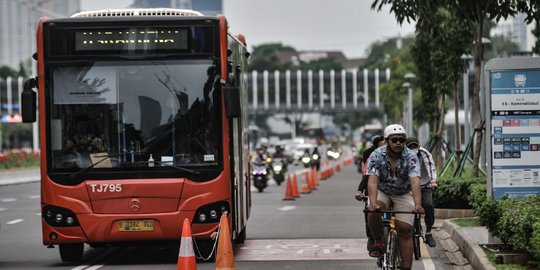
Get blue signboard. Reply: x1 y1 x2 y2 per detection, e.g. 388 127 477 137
487 61 540 199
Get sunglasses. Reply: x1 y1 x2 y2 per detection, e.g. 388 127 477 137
389 137 406 144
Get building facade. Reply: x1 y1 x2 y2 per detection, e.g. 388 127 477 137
132 0 222 15
0 0 80 70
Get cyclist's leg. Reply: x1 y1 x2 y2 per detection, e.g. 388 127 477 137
391 193 415 269
367 190 390 257
422 188 436 247
364 208 374 251
422 188 435 232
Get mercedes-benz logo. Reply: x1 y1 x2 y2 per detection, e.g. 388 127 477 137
129 198 141 212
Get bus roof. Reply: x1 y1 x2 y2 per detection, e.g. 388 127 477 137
72 8 203 18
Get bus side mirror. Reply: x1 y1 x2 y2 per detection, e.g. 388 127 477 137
224 86 240 118
22 78 37 123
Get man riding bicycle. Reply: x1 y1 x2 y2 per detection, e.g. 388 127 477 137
366 124 424 270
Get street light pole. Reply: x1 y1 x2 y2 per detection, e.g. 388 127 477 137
403 73 416 135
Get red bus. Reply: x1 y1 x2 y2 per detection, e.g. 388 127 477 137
21 8 251 262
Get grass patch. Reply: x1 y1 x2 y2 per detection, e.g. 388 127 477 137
482 247 528 270
451 217 482 227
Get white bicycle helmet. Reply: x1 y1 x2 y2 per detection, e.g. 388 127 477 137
384 124 407 138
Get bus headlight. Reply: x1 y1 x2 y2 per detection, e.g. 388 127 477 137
193 201 230 224
198 213 207 222
42 205 80 227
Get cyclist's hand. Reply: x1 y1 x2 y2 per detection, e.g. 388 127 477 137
367 203 380 212
414 204 425 214
430 181 438 189
354 191 365 201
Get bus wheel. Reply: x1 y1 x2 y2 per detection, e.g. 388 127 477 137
59 243 84 262
235 227 246 244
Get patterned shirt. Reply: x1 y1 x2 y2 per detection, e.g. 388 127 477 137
417 147 437 186
367 145 420 195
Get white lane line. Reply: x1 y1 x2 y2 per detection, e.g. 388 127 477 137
1 198 16 202
71 266 90 270
277 206 296 211
421 239 436 270
6 219 24 225
85 265 105 270
29 195 40 199
36 213 41 216
0 208 6 212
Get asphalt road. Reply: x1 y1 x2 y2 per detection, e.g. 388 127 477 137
0 157 455 269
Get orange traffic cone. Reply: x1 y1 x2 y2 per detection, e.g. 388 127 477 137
215 213 236 270
301 171 311 194
282 176 295 200
310 168 317 190
291 174 300 198
177 218 197 270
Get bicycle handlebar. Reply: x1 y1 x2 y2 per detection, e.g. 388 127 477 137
363 209 421 215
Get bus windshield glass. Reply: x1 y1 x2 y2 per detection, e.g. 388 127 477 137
47 59 221 172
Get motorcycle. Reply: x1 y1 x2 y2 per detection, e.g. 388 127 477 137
300 152 311 168
270 157 287 186
311 152 321 171
252 162 268 192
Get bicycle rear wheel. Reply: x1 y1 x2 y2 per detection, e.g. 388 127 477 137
413 234 421 260
413 215 422 260
385 230 398 270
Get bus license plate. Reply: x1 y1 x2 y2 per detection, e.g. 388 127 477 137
118 220 154 232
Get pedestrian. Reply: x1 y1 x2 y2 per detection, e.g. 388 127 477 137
366 124 424 270
405 136 438 247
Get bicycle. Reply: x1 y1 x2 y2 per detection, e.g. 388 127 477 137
364 209 422 269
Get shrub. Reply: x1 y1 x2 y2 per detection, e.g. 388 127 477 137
432 177 485 209
497 196 540 256
468 182 501 237
0 151 40 169
531 222 540 260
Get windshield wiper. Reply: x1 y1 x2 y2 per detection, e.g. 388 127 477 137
69 152 201 180
137 160 201 176
68 152 139 180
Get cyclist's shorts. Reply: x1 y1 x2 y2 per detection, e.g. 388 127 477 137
370 190 415 226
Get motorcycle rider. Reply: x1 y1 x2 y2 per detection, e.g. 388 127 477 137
311 146 321 171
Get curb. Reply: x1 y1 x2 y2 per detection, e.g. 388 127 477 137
442 219 496 270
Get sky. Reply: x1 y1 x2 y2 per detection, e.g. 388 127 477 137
80 0 416 58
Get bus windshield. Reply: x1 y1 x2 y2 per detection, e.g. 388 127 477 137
47 59 221 172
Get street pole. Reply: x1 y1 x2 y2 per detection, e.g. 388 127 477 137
403 73 416 135
407 83 413 135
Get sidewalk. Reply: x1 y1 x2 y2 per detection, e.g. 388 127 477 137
0 167 40 186
435 214 500 270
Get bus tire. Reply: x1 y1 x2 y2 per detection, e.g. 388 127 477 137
235 227 246 244
59 243 84 262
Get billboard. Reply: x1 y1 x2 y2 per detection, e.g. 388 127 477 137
485 58 540 199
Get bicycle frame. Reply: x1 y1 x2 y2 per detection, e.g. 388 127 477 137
364 209 421 270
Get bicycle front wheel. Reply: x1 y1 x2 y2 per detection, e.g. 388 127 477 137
385 230 398 270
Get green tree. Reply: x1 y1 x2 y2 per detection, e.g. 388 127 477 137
0 66 18 78
247 43 296 71
372 0 530 176
362 36 415 70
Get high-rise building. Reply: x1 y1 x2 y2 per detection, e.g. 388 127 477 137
132 0 222 16
492 13 535 52
0 0 81 70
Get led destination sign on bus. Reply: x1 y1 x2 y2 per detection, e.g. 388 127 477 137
74 28 189 51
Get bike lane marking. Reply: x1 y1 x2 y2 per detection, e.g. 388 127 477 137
420 239 437 270
236 239 371 261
